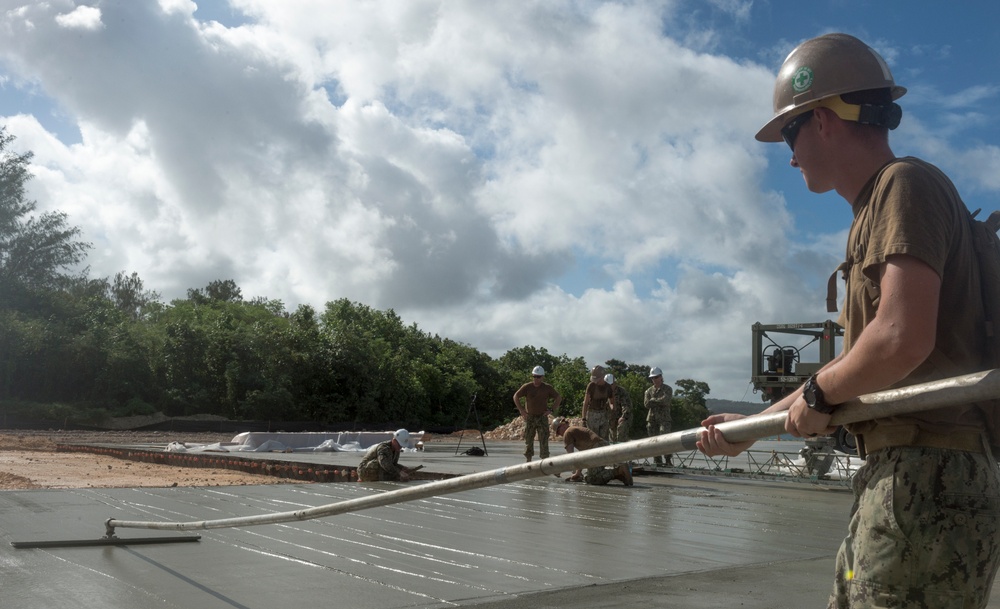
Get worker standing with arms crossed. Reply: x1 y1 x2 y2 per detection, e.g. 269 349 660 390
644 367 673 466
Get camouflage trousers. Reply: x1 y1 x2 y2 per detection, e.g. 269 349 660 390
584 466 617 485
829 446 1000 608
523 414 550 460
647 411 672 463
586 411 611 442
583 438 616 485
357 462 400 482
610 415 631 443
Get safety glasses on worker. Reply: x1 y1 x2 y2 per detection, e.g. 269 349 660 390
780 95 903 152
781 111 814 151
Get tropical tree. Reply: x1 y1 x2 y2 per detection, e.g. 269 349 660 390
0 128 91 307
672 378 711 430
546 355 589 418
187 279 243 304
106 271 161 321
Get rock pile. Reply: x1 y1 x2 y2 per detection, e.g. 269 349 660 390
480 416 583 441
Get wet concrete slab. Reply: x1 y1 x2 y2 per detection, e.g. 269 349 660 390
3 440 999 608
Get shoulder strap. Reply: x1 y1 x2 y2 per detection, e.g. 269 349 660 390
826 261 848 313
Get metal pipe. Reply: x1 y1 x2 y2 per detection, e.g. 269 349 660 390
105 369 1000 537
12 536 201 549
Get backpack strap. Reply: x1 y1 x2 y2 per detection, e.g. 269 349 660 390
971 209 1000 364
986 210 1000 233
826 261 848 313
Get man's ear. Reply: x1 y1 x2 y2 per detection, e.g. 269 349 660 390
813 106 835 122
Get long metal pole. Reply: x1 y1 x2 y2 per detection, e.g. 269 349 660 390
104 369 1000 538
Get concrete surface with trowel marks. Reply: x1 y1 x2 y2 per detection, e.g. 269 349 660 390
2 439 1000 608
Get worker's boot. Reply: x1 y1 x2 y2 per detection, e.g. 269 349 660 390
614 464 633 486
654 456 664 467
664 455 673 467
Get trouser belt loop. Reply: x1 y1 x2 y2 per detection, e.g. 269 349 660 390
856 434 867 460
983 434 1000 470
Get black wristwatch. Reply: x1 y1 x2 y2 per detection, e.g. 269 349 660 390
802 374 835 415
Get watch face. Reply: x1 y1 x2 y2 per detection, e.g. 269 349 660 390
803 380 817 405
804 377 833 414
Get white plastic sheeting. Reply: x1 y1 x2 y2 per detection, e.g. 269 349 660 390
164 431 425 453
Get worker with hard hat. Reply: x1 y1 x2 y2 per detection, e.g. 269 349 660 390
513 365 562 463
605 373 632 443
357 428 420 482
581 365 614 442
697 33 1000 607
643 367 673 466
550 417 632 486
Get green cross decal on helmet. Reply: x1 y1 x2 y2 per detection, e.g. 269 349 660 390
791 66 814 93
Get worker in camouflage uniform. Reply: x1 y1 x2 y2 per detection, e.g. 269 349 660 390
644 366 673 466
513 365 562 462
551 417 631 486
357 429 418 482
605 373 632 443
697 33 1000 608
582 365 614 441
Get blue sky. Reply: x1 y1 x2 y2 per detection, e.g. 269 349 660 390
1 1 999 401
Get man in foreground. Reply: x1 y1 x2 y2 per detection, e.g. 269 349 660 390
697 33 1000 608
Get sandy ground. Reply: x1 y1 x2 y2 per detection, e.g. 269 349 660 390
0 430 301 490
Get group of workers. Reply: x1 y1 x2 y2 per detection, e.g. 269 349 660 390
513 363 675 484
355 31 1000 606
358 363 675 487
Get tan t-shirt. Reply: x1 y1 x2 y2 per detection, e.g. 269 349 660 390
563 426 606 451
841 157 988 435
513 382 560 415
585 382 613 412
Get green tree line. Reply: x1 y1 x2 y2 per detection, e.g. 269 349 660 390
0 128 709 432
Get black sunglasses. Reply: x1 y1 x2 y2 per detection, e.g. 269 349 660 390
781 110 814 151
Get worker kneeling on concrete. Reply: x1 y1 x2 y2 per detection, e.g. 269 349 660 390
357 429 420 482
551 417 632 486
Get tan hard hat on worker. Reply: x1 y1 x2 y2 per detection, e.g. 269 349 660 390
756 33 907 143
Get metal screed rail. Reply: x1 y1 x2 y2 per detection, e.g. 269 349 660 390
12 369 1000 549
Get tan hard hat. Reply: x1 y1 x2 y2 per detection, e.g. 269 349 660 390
756 33 907 142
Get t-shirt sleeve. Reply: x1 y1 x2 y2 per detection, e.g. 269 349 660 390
863 162 954 282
